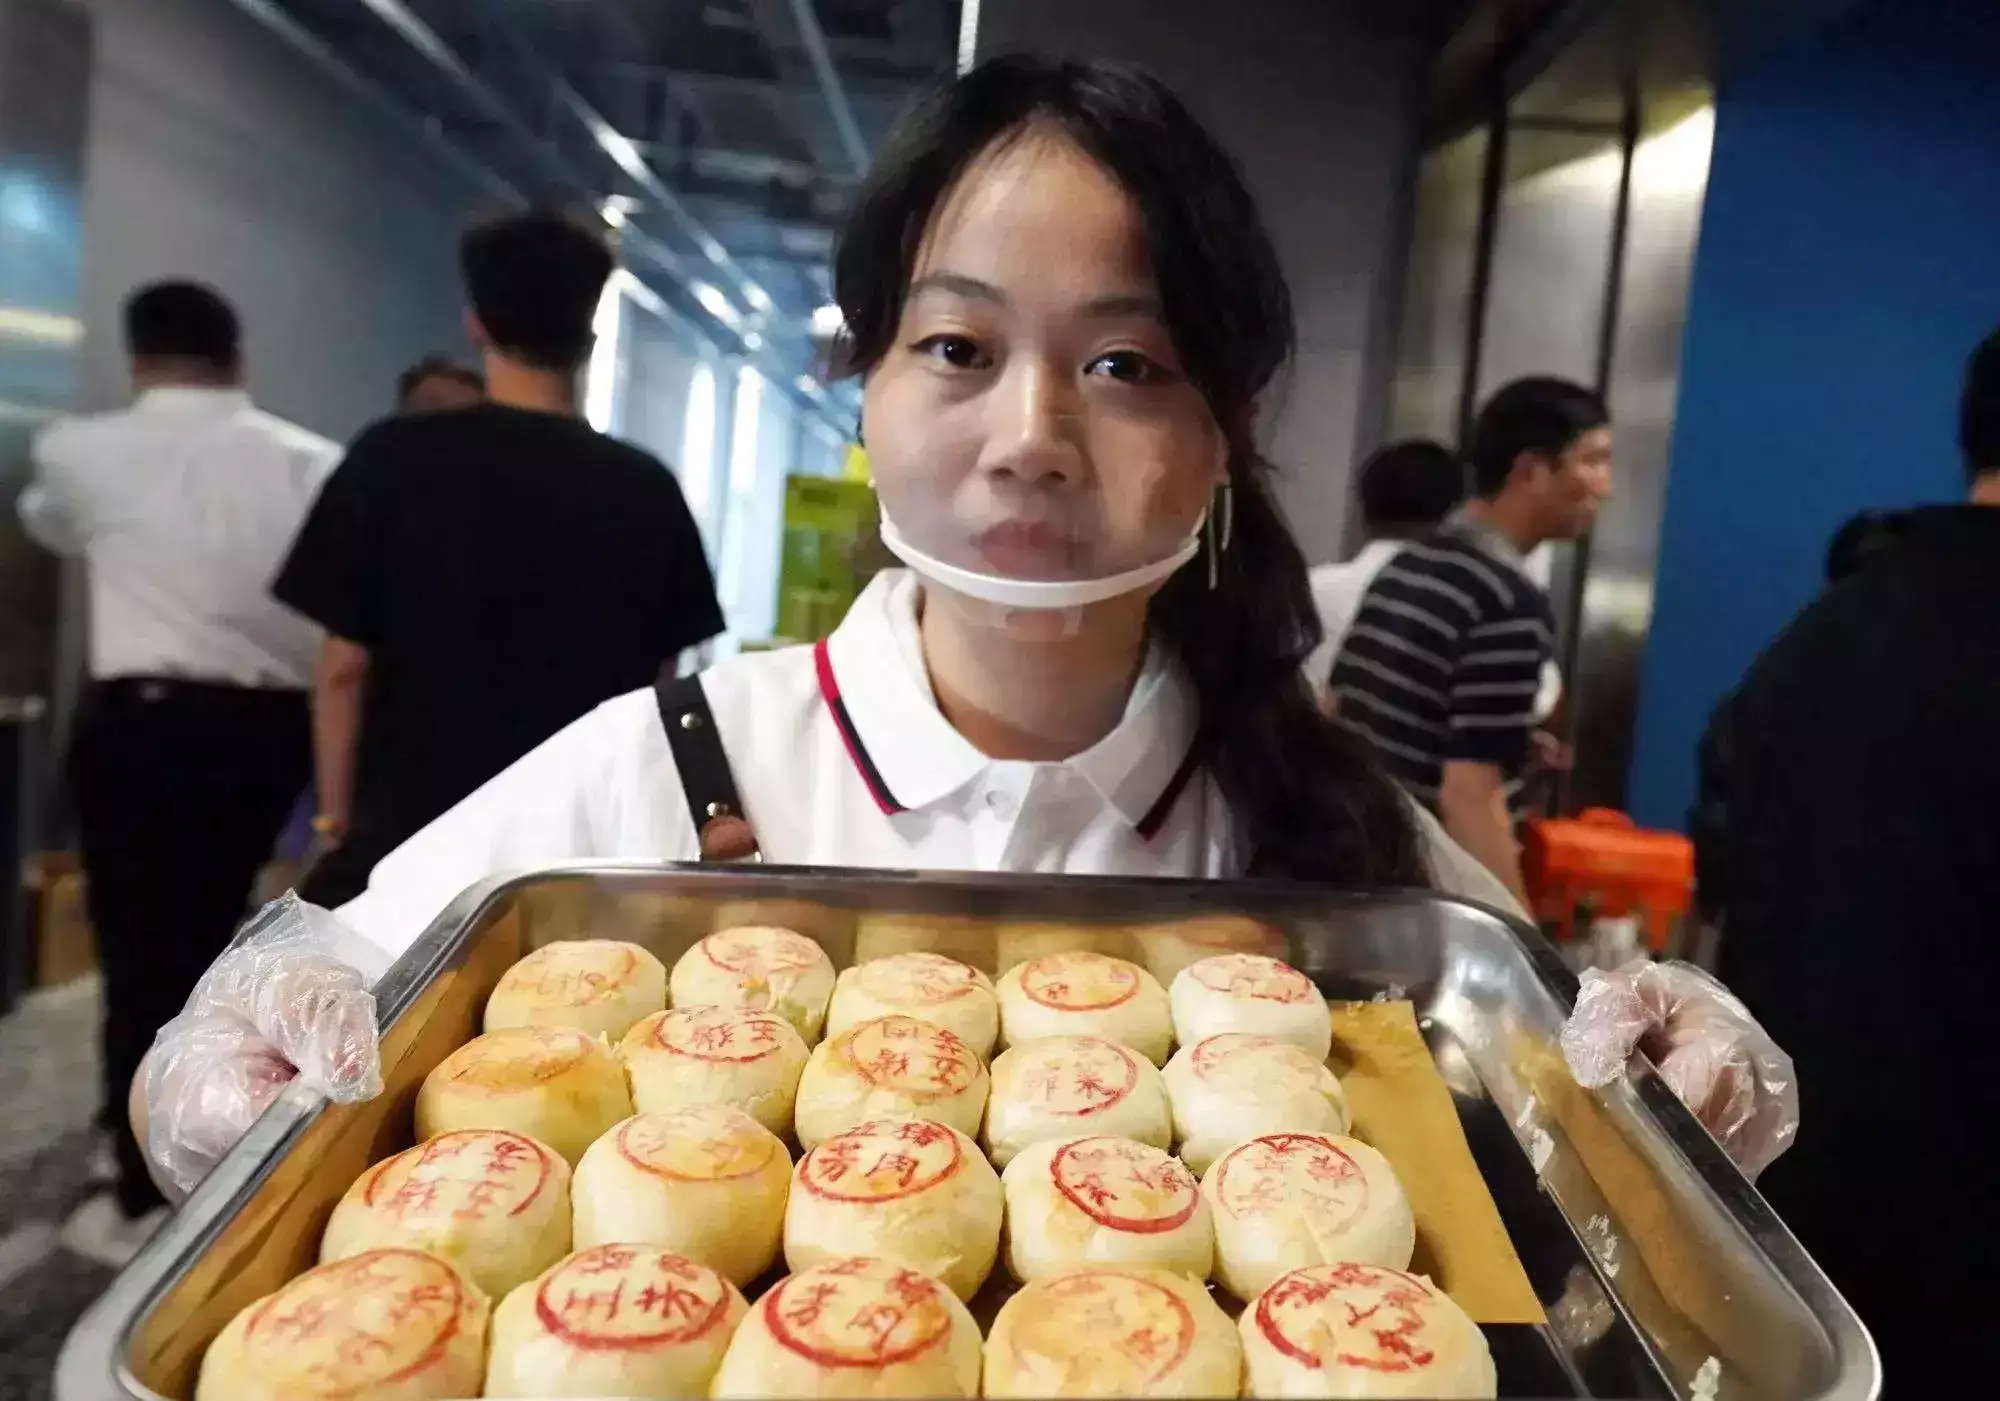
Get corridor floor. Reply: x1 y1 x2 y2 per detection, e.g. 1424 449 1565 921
0 977 122 1401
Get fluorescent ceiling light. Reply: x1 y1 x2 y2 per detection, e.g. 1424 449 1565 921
0 306 84 345
691 280 741 328
810 304 845 339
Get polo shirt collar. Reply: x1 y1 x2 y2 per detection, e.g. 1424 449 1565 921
1444 506 1533 575
821 570 1199 827
135 386 253 416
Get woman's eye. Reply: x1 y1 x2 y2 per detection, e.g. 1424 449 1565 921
1086 349 1173 385
913 334 989 369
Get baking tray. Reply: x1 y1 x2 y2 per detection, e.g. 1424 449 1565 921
56 865 1878 1400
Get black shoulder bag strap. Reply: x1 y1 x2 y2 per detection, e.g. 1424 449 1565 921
654 665 762 862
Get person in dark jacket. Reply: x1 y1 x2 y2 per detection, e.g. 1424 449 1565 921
1697 325 2000 1388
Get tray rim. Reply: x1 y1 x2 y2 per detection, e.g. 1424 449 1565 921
54 861 1880 1401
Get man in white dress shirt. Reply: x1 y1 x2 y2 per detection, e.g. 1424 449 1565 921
17 280 335 1252
1302 439 1464 691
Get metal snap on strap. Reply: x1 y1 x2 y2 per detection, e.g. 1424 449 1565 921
679 711 704 730
706 801 733 819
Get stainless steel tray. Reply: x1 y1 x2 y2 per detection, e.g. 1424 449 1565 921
58 865 1878 1400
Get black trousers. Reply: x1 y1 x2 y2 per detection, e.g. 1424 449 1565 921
69 678 310 1216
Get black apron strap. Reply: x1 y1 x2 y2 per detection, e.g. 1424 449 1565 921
654 666 761 862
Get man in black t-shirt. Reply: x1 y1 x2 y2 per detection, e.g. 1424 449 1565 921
276 209 723 908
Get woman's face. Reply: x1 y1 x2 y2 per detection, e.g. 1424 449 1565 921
861 128 1226 586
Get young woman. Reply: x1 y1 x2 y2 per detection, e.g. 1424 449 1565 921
322 55 1508 960
142 56 1785 1190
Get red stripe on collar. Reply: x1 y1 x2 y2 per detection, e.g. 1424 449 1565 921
812 639 1202 839
813 638 906 817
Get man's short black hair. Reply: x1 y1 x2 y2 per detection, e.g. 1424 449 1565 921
1962 325 2000 482
1357 439 1464 536
1468 376 1610 498
459 207 614 371
123 280 240 369
397 355 484 404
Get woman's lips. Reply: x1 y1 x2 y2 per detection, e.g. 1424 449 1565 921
973 519 1079 574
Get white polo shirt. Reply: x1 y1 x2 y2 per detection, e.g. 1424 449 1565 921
1303 539 1406 687
19 386 336 688
339 570 1518 965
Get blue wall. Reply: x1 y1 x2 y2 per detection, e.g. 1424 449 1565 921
1627 0 2000 830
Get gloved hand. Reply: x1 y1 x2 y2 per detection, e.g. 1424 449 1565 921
144 893 388 1194
1561 958 1798 1178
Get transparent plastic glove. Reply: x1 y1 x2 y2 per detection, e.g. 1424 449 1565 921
1561 959 1799 1178
145 893 390 1194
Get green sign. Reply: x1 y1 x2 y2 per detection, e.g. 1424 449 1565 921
774 475 890 644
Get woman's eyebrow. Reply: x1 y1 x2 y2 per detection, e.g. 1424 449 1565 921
909 273 1162 321
1078 293 1163 320
909 271 1004 303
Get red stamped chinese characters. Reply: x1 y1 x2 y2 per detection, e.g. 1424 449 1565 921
243 1249 468 1387
701 927 824 977
360 1130 553 1225
1007 1270 1193 1386
617 1109 777 1182
1254 1263 1442 1374
1050 1138 1197 1233
801 1118 963 1202
650 1005 790 1063
534 1245 733 1350
1011 1036 1138 1116
502 942 638 1006
1019 952 1140 1011
856 953 983 1007
1187 1035 1321 1091
839 1017 979 1097
1189 1033 1285 1078
442 1026 590 1093
1214 1134 1369 1226
1189 953 1315 1004
762 1257 954 1368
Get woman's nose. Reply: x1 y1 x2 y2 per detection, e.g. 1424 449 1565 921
981 360 1084 484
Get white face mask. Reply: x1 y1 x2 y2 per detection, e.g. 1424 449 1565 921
878 505 1204 613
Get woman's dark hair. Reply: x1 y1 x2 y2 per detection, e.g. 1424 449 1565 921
833 55 1426 887
1468 376 1609 498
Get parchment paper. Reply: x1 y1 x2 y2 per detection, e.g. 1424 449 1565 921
1332 1000 1544 1324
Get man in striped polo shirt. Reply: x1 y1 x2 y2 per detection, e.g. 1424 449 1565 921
1330 378 1612 900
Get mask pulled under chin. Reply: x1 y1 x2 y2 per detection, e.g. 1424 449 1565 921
876 507 1204 614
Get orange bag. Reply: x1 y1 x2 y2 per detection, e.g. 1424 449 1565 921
1522 809 1693 951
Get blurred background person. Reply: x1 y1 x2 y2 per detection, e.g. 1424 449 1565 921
1303 438 1462 690
1330 377 1612 900
276 209 724 911
1820 506 1913 585
394 355 484 414
1691 326 2000 1381
14 280 332 1259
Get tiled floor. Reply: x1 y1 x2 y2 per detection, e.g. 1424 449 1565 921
0 978 122 1401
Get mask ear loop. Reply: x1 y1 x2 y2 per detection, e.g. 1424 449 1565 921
1206 481 1235 590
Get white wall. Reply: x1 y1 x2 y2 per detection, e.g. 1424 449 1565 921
621 310 704 477
75 0 486 440
976 1 1426 562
